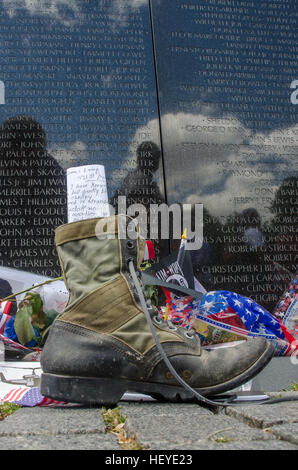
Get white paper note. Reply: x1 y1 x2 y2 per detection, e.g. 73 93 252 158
67 165 110 222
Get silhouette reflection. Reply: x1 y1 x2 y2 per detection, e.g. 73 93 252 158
190 176 297 313
0 115 67 277
111 141 167 257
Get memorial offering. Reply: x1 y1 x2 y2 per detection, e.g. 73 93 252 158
67 165 110 222
0 0 296 402
145 236 298 357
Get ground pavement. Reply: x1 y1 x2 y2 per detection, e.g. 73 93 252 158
0 391 297 451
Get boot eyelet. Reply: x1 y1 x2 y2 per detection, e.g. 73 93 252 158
126 240 135 250
182 370 192 380
153 315 162 325
168 325 177 331
185 331 195 339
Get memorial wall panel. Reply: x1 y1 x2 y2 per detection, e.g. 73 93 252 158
0 0 165 277
0 0 296 314
150 0 297 311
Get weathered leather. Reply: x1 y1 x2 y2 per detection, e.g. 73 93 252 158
41 319 270 390
41 320 200 381
41 214 273 401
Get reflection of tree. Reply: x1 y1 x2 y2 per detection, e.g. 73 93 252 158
191 177 297 313
192 206 271 306
0 115 67 277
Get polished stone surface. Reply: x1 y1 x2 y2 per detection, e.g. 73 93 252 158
0 1 296 315
150 0 297 312
0 1 165 276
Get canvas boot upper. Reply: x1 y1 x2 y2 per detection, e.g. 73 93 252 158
41 215 274 405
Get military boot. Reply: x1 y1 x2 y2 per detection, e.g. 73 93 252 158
40 215 274 405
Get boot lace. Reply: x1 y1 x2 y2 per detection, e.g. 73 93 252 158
128 259 298 407
128 259 226 407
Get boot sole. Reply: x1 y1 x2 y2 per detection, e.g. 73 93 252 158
40 341 275 405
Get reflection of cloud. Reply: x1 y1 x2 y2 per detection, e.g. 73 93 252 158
2 0 81 27
108 0 147 29
125 110 297 221
50 141 89 169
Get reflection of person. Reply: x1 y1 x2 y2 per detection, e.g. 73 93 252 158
241 208 265 249
111 141 164 210
111 141 166 254
0 116 67 277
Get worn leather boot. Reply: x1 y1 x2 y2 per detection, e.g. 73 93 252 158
40 215 274 405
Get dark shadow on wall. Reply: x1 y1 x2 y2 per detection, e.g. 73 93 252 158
191 176 297 313
110 140 167 258
0 115 67 277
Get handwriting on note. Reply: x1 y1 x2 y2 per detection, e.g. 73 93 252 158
67 165 110 222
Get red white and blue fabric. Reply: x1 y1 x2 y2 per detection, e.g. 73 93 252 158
273 275 297 339
200 290 296 352
144 240 155 260
0 333 29 351
164 291 297 356
0 314 11 335
1 386 73 407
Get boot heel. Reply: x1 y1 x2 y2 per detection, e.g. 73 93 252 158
40 373 125 405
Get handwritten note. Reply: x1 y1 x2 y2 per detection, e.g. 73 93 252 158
67 165 110 222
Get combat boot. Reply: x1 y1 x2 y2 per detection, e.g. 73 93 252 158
40 215 274 405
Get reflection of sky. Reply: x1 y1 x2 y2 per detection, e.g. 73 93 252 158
0 0 160 197
150 0 298 219
127 113 297 221
0 0 296 220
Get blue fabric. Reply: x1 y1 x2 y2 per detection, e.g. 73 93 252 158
200 290 286 339
4 316 39 347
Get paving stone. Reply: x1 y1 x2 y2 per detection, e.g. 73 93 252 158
0 432 120 450
269 422 298 446
0 407 106 437
120 402 213 418
1 392 297 450
251 358 298 392
124 413 277 450
225 400 298 429
149 439 297 450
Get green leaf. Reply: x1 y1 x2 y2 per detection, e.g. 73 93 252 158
38 309 60 346
14 292 46 345
44 309 59 328
23 292 46 330
14 303 36 345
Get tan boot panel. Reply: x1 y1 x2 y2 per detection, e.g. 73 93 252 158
59 274 140 334
111 312 184 355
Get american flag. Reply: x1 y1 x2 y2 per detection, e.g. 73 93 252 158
1 386 74 407
164 290 298 356
273 274 297 338
0 333 30 351
0 314 11 335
